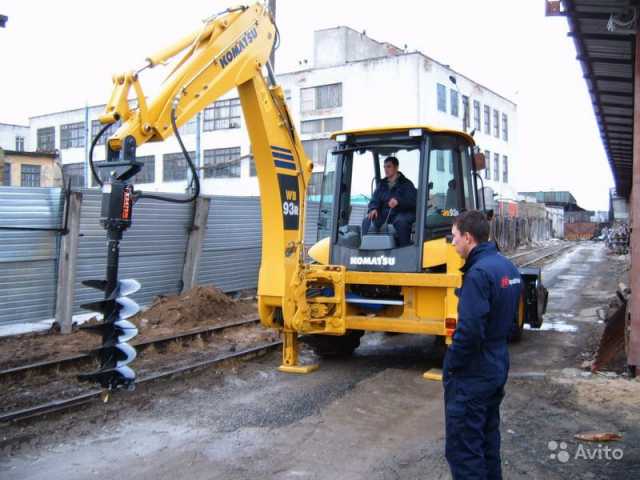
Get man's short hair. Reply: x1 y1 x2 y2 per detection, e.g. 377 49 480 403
453 210 490 244
384 156 399 167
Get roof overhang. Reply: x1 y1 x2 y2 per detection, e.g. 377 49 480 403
562 0 637 198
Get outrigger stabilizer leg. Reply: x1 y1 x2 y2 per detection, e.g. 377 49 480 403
278 329 319 374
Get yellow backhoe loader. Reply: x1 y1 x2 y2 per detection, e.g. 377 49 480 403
80 2 547 391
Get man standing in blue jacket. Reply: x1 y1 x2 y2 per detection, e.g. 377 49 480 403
444 210 522 479
362 156 417 247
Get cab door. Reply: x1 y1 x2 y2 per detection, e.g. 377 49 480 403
425 135 474 240
316 151 338 241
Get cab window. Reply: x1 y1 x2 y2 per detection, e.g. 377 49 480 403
426 135 465 235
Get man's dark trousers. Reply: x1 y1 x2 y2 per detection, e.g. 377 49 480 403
444 373 506 479
443 242 522 480
361 210 415 247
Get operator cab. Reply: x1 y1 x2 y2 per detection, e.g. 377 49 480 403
315 126 482 273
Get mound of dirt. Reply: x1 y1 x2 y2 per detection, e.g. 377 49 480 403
139 285 240 330
0 285 257 370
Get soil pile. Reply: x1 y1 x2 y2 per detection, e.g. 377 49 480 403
139 285 245 332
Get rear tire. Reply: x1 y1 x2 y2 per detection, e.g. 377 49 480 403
301 330 364 358
523 276 547 330
433 335 447 361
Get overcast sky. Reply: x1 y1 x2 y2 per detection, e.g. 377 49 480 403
0 0 614 210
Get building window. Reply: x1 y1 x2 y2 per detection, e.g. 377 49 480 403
249 156 257 177
91 120 121 145
203 98 241 131
178 117 197 136
484 150 491 180
437 83 447 112
134 155 156 184
301 117 343 134
301 83 342 112
436 150 445 171
483 105 491 135
62 163 85 188
503 155 509 183
493 109 500 138
163 151 195 181
316 84 342 109
502 113 509 141
15 136 25 151
462 95 470 130
203 147 242 178
450 89 459 117
302 139 336 169
300 88 313 112
473 100 481 131
61 122 85 149
91 120 119 146
493 153 499 181
21 164 41 187
3 162 11 186
37 126 55 152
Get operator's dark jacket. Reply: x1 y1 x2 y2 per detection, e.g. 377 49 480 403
444 241 522 380
367 172 417 218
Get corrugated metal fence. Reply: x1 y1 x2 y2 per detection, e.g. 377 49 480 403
0 191 349 327
0 186 552 328
1 188 273 327
198 196 262 292
0 187 64 324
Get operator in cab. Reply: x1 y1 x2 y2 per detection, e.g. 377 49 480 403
362 156 417 247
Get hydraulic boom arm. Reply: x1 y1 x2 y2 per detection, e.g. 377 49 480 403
98 3 313 353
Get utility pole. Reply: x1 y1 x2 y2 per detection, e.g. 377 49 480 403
268 0 276 71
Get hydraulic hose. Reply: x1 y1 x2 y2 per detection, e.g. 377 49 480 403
89 122 114 188
134 105 200 204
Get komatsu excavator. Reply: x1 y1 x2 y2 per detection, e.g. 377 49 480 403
81 2 547 392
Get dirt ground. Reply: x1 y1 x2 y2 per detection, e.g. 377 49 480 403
0 286 257 370
2 242 639 479
0 321 279 415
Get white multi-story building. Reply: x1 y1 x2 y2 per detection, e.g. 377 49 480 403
0 123 29 152
23 27 517 199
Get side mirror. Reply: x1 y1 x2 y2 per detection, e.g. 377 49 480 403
473 152 486 171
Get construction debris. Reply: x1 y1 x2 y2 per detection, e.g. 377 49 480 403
603 224 630 255
592 284 630 372
574 432 623 442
